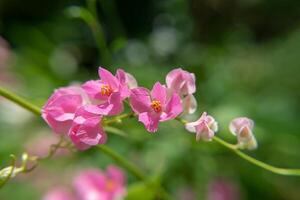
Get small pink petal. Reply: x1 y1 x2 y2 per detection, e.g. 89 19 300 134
130 87 151 113
138 112 160 132
98 67 119 90
182 94 197 114
160 93 183 121
82 80 103 100
151 82 167 104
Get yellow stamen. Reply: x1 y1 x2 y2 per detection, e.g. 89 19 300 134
101 84 113 96
106 180 116 191
151 100 162 113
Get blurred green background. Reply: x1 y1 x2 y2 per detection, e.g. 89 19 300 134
1 0 300 199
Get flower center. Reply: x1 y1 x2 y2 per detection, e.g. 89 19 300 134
105 180 116 191
100 84 113 96
151 100 162 113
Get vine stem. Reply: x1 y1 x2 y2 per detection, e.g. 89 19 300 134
176 117 300 176
212 137 300 176
0 86 41 115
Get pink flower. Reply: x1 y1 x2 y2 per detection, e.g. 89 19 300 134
229 117 257 150
42 86 87 134
43 188 75 200
207 178 240 200
130 82 183 132
166 68 197 114
68 107 107 150
185 112 218 141
0 36 11 69
73 166 126 200
115 68 138 89
82 67 135 116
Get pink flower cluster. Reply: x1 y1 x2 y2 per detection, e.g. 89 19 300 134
43 166 126 200
42 66 257 150
42 67 196 149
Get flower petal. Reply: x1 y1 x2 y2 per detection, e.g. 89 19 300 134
182 94 197 114
130 87 151 113
138 112 160 132
151 82 167 104
160 93 183 121
98 67 119 90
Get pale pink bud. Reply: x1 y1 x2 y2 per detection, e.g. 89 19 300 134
185 112 218 141
166 68 196 96
166 68 197 114
229 117 257 150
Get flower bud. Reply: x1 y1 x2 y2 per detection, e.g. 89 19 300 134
229 117 257 150
185 112 218 141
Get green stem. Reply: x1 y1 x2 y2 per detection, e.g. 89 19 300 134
66 5 111 64
104 112 135 125
97 145 146 180
0 86 41 116
213 136 300 176
86 0 111 64
176 117 300 176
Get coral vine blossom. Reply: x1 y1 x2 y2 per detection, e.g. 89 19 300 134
166 68 197 114
82 67 136 116
74 166 126 200
185 112 218 141
130 82 183 132
229 117 257 150
68 107 107 150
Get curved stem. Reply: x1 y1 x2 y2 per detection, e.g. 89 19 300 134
176 117 300 176
213 136 300 176
0 86 41 116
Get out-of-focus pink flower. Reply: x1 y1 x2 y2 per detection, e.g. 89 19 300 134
229 117 257 150
130 82 183 132
73 166 126 200
42 86 87 134
68 107 107 150
82 67 134 116
177 187 196 200
0 36 11 69
0 36 16 85
207 178 240 200
166 68 197 114
185 112 218 141
43 187 75 200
